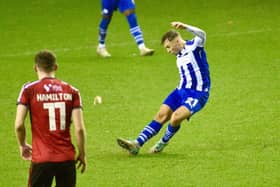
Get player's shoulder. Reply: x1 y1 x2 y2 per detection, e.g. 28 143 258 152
22 80 41 89
186 39 195 46
180 39 196 54
186 36 204 45
59 80 80 92
185 37 205 50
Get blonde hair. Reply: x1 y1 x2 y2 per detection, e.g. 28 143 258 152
161 30 179 44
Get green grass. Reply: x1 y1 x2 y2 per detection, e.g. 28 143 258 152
0 0 279 186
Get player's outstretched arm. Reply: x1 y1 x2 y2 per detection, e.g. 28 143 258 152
171 21 206 42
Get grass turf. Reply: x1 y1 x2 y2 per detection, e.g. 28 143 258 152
0 0 279 186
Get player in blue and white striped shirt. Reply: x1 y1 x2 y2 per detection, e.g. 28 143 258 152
117 21 211 155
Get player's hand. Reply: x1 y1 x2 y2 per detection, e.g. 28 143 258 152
76 153 87 173
20 144 32 160
171 21 187 29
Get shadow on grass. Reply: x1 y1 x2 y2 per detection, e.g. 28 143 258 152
104 150 189 161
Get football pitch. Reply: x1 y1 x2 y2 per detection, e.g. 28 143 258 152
0 0 279 186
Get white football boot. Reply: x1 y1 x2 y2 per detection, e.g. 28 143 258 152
149 140 167 153
96 47 111 58
139 46 155 56
117 138 140 155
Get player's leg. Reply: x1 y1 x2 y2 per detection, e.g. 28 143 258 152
97 14 112 57
117 89 181 155
28 162 54 187
97 0 115 57
149 106 190 153
117 104 172 155
162 106 191 143
137 104 173 145
55 161 76 187
150 90 210 153
119 0 154 56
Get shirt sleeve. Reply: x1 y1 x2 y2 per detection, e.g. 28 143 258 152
193 36 205 47
185 24 206 47
17 84 30 106
72 88 82 109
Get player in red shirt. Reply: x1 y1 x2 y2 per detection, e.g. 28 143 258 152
15 50 87 187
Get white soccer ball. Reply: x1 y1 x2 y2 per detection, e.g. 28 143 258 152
93 96 102 105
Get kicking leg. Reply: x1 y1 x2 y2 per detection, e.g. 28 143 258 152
117 104 172 155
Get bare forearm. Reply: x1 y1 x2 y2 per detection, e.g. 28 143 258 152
75 127 87 173
15 125 26 146
76 129 86 155
72 109 86 156
15 104 28 146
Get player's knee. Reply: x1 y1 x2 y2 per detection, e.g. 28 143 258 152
102 14 112 20
170 112 183 125
122 9 135 16
155 110 170 124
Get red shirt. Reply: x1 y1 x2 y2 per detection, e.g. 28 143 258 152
17 77 82 163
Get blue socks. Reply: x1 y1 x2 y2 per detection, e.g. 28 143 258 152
136 121 181 146
161 124 181 143
98 17 111 45
136 120 162 146
98 13 144 48
126 13 144 46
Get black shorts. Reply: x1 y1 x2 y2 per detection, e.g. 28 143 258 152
28 160 76 187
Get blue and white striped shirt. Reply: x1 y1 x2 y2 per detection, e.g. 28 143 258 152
176 36 210 92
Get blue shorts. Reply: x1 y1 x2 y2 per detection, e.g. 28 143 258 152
163 88 209 115
101 0 135 15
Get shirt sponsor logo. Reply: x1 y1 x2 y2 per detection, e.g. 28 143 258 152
44 84 63 92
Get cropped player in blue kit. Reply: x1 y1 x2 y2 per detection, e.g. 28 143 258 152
97 0 154 57
117 21 211 155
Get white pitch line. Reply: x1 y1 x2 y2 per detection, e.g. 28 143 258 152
0 28 277 58
209 28 274 37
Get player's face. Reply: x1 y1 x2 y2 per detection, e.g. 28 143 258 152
163 38 181 55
